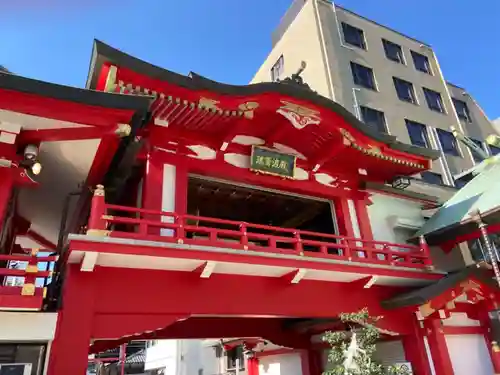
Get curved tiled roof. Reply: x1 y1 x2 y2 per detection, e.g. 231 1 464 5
87 40 440 161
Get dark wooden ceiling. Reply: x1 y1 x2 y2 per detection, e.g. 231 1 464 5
187 177 327 230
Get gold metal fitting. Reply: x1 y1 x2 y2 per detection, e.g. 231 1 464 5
94 185 105 197
115 124 132 138
25 265 38 274
86 229 111 237
21 284 36 296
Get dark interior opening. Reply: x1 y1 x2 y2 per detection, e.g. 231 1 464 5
187 176 337 237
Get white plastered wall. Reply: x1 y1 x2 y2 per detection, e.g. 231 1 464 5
366 193 424 244
0 312 58 375
161 164 176 236
259 353 302 375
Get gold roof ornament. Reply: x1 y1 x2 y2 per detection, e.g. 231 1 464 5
276 100 321 130
199 97 221 111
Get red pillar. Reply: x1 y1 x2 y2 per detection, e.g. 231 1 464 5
300 349 322 375
47 265 97 375
402 317 432 375
142 152 164 235
424 319 454 375
478 300 500 373
354 198 374 241
337 198 355 238
0 168 13 232
247 356 260 375
142 152 164 213
175 160 188 216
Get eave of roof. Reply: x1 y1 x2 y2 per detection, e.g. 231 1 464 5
86 40 440 161
0 70 153 112
363 181 440 205
381 266 497 310
416 159 500 244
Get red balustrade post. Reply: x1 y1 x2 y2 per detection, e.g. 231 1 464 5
21 248 39 297
294 232 303 255
87 185 107 235
419 235 434 270
176 214 185 244
240 223 248 250
382 244 392 265
342 238 352 260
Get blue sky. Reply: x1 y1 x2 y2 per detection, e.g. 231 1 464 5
1 0 498 119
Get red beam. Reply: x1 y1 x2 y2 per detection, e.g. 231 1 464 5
92 314 186 339
440 223 500 253
90 316 311 354
311 137 347 172
86 134 121 186
18 127 112 145
25 230 57 251
441 325 485 335
64 263 417 337
69 239 439 280
0 294 43 310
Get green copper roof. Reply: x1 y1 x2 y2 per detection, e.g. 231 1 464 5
416 156 500 240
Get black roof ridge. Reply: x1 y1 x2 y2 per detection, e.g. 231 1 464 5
0 70 152 111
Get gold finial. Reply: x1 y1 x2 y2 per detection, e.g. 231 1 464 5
115 124 132 137
94 185 105 197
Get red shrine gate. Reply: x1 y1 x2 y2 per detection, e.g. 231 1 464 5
0 40 499 375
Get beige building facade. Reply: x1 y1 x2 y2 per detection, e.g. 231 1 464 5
252 0 498 187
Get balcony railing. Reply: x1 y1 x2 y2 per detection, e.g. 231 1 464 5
84 186 433 270
0 250 58 310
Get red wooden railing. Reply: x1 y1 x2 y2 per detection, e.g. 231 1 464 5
0 249 58 309
85 185 433 270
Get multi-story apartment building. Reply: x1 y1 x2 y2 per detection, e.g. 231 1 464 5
251 0 498 188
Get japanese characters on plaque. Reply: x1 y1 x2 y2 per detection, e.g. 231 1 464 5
250 146 296 179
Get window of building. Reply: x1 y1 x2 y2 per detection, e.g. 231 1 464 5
469 138 485 163
423 88 445 113
342 23 366 49
270 55 284 82
350 62 376 90
226 346 245 370
360 106 387 133
454 178 468 189
393 77 416 104
467 238 488 263
405 120 429 148
382 39 404 64
436 129 460 156
421 171 444 185
466 236 500 264
411 51 432 74
452 98 472 122
490 145 500 156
